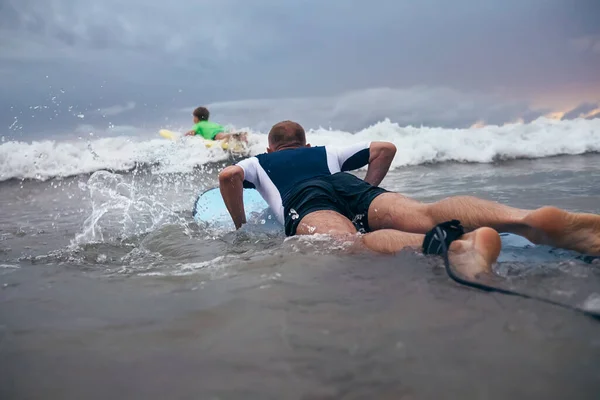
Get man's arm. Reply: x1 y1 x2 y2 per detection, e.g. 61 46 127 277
218 166 246 229
363 141 396 186
336 141 396 186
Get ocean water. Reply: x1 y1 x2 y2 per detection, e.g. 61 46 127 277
1 117 600 399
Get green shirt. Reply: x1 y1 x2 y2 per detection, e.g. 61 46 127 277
192 120 225 140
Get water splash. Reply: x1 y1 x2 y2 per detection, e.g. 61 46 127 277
71 171 185 246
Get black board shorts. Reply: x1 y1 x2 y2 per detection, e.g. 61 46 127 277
283 172 388 236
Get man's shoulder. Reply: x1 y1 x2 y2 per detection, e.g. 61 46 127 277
237 155 260 165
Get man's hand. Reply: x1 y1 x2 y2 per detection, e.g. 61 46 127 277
218 166 246 229
184 130 195 136
364 142 396 186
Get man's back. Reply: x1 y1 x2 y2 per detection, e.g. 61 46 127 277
236 143 371 223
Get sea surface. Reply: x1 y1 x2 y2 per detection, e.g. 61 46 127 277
1 118 600 399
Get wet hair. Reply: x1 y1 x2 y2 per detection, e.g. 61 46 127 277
268 121 306 149
193 106 210 121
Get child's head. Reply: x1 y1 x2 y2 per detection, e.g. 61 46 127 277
193 107 210 123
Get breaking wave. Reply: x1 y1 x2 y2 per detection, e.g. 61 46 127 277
1 117 599 182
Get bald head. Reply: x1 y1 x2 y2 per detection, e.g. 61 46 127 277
268 121 308 152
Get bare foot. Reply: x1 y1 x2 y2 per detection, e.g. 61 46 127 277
448 227 501 279
522 206 600 256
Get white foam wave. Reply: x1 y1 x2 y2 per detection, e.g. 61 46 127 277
1 117 599 181
582 293 600 312
0 135 233 181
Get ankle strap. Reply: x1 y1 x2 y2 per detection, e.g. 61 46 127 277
422 220 465 255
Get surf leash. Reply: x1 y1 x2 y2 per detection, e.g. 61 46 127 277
424 220 600 320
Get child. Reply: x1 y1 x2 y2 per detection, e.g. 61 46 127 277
185 106 247 143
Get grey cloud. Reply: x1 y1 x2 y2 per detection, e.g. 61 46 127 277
200 86 546 132
570 35 600 55
521 108 552 124
1 0 600 139
96 102 137 117
562 102 600 120
0 0 279 59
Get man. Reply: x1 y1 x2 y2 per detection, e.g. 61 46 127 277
185 106 248 143
219 121 600 277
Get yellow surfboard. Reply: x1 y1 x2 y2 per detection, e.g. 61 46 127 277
159 129 180 141
159 129 246 153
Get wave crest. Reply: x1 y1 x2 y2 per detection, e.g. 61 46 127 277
1 117 599 182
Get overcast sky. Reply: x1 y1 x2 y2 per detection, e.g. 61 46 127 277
1 0 599 138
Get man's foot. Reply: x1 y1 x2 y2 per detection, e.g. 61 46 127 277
448 227 502 279
522 207 600 256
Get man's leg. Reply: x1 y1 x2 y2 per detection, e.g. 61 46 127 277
295 210 502 279
214 132 248 143
368 193 600 255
